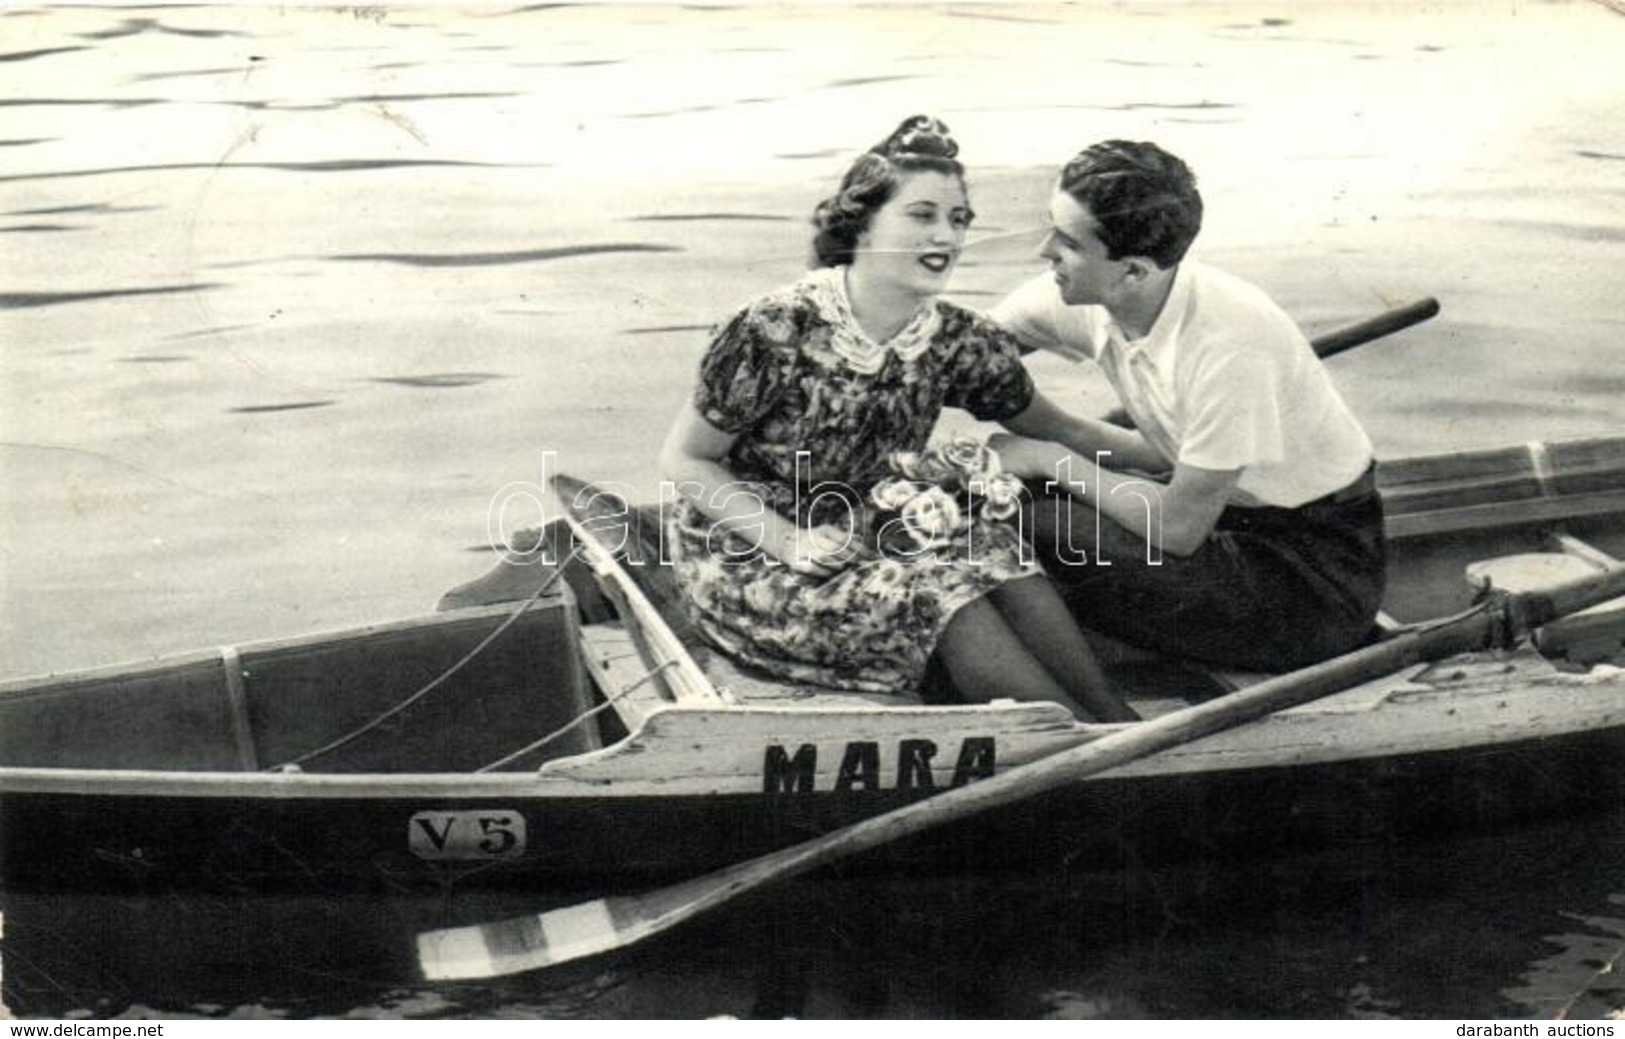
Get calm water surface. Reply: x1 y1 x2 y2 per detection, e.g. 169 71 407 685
2 2 1622 1020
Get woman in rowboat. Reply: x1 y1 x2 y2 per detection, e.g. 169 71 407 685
659 116 1138 723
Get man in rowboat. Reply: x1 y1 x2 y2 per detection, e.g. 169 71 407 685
987 140 1386 671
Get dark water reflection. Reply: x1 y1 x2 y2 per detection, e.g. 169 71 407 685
0 284 219 309
4 810 1622 1019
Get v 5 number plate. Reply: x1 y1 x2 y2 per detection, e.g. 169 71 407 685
408 810 527 861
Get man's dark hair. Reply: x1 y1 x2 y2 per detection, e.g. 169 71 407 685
1058 140 1202 269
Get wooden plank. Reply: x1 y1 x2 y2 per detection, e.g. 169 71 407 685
219 645 260 772
1547 437 1625 496
577 623 678 731
555 477 723 709
701 654 918 709
1377 437 1625 535
1376 443 1538 491
1383 489 1625 541
1546 531 1623 570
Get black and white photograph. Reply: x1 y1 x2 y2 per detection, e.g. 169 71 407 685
1 0 1622 1022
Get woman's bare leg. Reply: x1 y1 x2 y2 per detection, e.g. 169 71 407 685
937 597 1095 719
991 576 1140 722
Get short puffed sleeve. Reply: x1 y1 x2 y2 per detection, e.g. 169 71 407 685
938 307 1036 421
692 294 806 434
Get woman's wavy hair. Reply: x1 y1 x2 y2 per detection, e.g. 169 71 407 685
1058 140 1202 269
810 115 964 269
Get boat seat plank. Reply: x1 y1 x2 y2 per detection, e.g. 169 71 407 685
1546 531 1623 570
578 623 682 730
701 655 919 709
578 622 924 726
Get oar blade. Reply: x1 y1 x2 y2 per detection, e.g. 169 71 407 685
419 897 627 980
418 852 787 980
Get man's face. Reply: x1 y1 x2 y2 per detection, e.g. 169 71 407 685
1038 188 1129 307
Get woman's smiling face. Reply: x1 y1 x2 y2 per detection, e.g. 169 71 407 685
851 170 973 297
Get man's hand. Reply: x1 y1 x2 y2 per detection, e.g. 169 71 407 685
989 432 1059 480
774 523 863 578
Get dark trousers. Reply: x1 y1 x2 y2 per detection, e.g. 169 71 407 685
1026 469 1387 672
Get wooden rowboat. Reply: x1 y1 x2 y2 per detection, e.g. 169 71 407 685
3 435 1623 893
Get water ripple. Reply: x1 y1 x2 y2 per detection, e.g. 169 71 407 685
515 59 624 68
328 243 681 267
627 213 791 223
335 92 515 105
129 66 253 83
945 9 1061 24
622 324 712 335
1078 100 1239 112
1098 57 1205 68
821 75 921 90
370 373 506 389
621 97 779 120
774 149 842 161
76 17 242 41
7 201 159 216
0 45 91 63
505 4 593 13
0 92 517 114
228 401 335 414
165 323 259 340
0 96 167 111
0 159 508 184
1492 219 1625 245
0 283 220 310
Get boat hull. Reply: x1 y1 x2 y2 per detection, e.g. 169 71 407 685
5 721 1622 892
4 434 1625 893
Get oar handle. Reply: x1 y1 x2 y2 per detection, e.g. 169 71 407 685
1312 297 1440 360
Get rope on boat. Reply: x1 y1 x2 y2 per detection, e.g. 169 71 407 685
475 658 680 773
265 548 580 772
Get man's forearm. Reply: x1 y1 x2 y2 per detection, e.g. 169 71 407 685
1003 395 1166 472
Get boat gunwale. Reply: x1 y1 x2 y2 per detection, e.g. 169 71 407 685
4 671 1622 798
0 597 571 697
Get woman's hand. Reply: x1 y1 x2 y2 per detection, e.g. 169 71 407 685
772 523 862 578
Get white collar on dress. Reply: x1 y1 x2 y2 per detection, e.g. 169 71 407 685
804 266 942 375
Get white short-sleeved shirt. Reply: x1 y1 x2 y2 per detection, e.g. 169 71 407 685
989 260 1373 508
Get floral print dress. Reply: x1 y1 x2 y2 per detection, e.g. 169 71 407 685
666 266 1040 694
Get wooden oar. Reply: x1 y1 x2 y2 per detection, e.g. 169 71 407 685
1309 296 1439 360
1101 296 1439 427
417 563 1625 981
